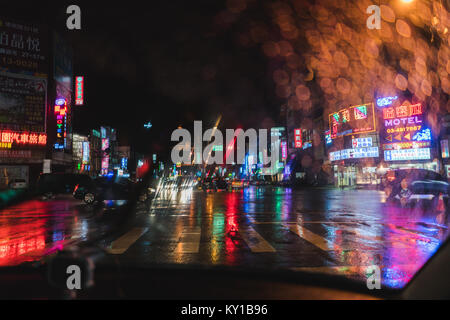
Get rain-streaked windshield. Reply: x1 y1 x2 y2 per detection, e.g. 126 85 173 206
0 0 449 295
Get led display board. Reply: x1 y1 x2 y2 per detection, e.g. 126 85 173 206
329 147 379 161
384 148 431 161
352 137 372 148
329 103 376 139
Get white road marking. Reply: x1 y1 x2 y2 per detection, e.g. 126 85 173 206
238 226 276 253
107 227 148 254
174 226 201 253
287 224 334 251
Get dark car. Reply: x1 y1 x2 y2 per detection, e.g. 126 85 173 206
75 176 136 204
201 178 216 191
214 179 228 190
36 173 93 199
383 169 449 211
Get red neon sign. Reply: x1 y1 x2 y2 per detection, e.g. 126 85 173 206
294 129 302 148
0 131 46 145
75 76 84 105
383 103 422 120
54 101 68 150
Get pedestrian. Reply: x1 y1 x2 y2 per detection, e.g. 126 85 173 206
394 178 412 208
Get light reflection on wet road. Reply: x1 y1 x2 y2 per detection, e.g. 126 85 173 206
0 187 448 289
0 195 116 266
105 186 449 289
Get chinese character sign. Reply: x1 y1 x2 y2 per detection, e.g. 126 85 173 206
75 76 84 105
0 74 47 132
54 101 67 150
329 103 376 139
0 17 48 75
294 129 302 148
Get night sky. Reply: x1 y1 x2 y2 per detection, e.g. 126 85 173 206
1 0 282 158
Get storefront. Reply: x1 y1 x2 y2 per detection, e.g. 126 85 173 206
328 134 381 187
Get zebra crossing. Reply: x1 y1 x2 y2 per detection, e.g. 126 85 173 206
105 218 439 255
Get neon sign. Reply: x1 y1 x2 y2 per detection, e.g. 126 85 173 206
101 138 109 151
0 131 46 146
377 96 398 107
75 76 84 105
325 130 332 145
281 141 287 160
381 103 430 160
54 100 67 150
329 103 376 139
294 129 302 148
412 128 431 142
383 141 431 151
383 103 422 120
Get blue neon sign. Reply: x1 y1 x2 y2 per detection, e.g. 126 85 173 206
412 128 431 142
377 96 398 107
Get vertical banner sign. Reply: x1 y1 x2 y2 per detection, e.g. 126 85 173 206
294 129 302 148
54 99 67 150
75 76 84 105
281 141 287 160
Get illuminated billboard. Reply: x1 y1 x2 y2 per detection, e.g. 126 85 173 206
329 103 376 139
0 130 46 148
384 148 431 161
381 103 431 161
329 147 379 162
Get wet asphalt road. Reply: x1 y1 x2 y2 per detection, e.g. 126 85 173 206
102 186 449 289
1 187 449 289
0 194 129 266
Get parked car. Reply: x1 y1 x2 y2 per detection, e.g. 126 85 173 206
382 169 449 211
8 178 27 190
36 173 93 199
